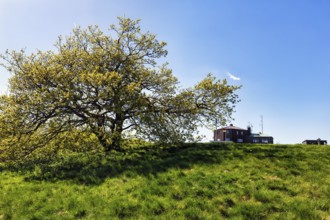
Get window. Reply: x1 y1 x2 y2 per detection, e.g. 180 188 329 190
225 130 231 139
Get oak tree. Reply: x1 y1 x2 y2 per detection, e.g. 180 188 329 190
0 17 240 154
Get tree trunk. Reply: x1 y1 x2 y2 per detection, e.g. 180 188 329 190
95 132 121 153
94 132 110 152
111 132 122 151
94 125 123 154
110 117 124 152
93 113 124 153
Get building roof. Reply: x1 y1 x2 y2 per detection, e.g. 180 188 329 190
248 133 273 138
217 124 247 131
303 139 327 142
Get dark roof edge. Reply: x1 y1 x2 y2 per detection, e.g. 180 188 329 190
216 126 247 131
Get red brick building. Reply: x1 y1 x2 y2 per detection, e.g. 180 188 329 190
213 124 248 143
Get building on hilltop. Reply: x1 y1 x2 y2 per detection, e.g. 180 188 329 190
302 138 327 145
213 124 274 144
245 133 274 144
213 124 248 143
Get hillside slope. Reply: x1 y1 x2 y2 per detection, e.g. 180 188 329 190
1 143 330 219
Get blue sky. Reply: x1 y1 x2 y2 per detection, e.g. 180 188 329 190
1 0 329 144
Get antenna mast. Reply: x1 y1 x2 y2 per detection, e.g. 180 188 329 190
260 115 263 134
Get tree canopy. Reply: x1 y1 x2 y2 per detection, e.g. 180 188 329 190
0 17 240 156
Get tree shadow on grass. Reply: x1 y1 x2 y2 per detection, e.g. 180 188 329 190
21 142 233 185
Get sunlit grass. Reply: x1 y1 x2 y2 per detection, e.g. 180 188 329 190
0 143 330 219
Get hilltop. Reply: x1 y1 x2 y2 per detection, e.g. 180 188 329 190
0 143 329 219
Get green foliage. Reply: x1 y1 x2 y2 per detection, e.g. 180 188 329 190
0 143 329 219
0 129 103 167
0 17 240 156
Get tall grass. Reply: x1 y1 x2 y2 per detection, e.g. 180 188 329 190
0 143 329 219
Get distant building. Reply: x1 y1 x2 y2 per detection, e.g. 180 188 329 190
302 138 327 145
213 124 274 144
213 124 248 143
245 133 274 144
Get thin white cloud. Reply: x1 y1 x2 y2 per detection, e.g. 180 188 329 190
227 72 241 81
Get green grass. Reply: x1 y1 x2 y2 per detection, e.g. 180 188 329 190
0 143 330 219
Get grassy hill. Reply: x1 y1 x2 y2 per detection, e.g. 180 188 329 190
0 143 329 219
